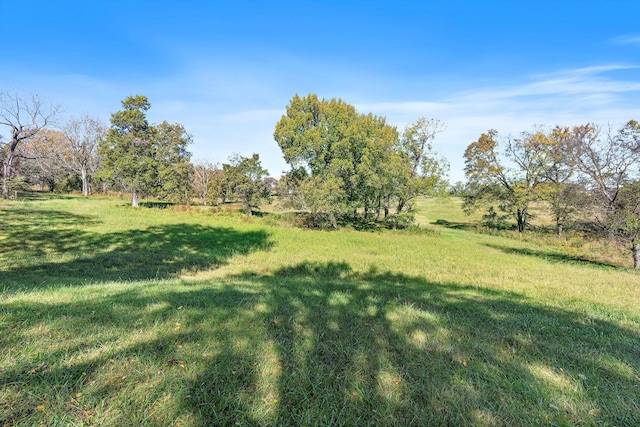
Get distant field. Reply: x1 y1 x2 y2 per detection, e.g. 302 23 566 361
1 194 638 426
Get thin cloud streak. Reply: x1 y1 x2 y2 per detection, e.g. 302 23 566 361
359 65 640 182
611 35 640 45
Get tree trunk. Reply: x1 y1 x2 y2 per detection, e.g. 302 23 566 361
131 189 139 207
2 161 9 199
516 208 527 232
2 145 16 199
81 167 89 197
556 217 563 237
633 240 640 270
329 213 338 229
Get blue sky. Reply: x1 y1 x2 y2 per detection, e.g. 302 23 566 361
2 0 639 182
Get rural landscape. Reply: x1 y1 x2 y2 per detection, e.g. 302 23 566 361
2 1 640 426
1 89 639 426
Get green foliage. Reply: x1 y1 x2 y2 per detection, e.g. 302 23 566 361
154 121 194 204
606 181 640 241
464 129 556 232
274 94 448 228
97 96 193 206
4 176 30 197
223 153 270 216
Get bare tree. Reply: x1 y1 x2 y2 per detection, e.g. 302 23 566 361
21 129 66 191
569 122 640 268
0 92 60 198
192 160 225 205
569 124 637 213
60 116 106 196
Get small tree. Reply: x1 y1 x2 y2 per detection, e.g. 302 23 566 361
606 181 640 269
154 121 194 204
223 153 269 216
193 160 226 205
464 129 547 232
396 118 448 213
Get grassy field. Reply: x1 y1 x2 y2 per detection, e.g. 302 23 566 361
1 194 638 426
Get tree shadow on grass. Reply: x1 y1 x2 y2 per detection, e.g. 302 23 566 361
1 262 638 425
483 243 625 270
0 208 273 291
187 263 640 426
432 218 477 231
14 191 79 201
0 208 100 257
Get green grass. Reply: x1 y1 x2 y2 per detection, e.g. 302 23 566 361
1 194 639 426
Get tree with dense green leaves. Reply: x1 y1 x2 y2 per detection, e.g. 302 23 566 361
98 95 155 207
223 153 269 216
274 94 360 226
154 121 194 204
97 95 193 207
274 94 447 228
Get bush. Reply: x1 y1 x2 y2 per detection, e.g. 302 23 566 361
383 212 415 229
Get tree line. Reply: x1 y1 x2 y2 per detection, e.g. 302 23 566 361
463 123 640 269
3 90 639 268
0 92 270 212
0 91 449 225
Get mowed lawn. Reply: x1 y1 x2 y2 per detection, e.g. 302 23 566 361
1 195 638 426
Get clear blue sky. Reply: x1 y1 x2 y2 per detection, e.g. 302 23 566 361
1 0 639 182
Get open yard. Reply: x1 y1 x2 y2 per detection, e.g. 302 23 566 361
1 195 638 426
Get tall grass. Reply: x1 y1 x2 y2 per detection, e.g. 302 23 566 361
1 194 638 426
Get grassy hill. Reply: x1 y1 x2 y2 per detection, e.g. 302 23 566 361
1 195 638 426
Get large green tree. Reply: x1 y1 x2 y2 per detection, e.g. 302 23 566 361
98 95 193 206
274 94 446 228
98 95 154 207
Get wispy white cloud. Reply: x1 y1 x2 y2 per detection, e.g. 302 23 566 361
611 35 640 45
358 65 640 182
